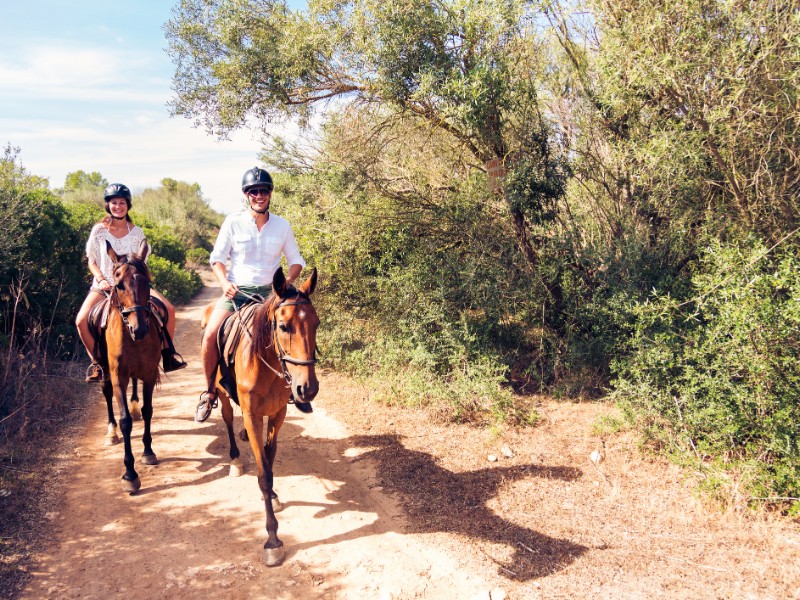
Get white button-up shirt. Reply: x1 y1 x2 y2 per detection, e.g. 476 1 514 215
209 210 306 286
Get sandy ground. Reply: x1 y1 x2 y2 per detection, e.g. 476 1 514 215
20 282 503 600
17 276 800 599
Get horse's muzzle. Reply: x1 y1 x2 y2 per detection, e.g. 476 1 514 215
128 321 149 341
293 378 319 403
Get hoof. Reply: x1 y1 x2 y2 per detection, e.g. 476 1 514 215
261 493 283 513
122 476 141 494
229 457 244 477
130 402 141 421
263 544 285 567
105 424 120 446
141 452 158 466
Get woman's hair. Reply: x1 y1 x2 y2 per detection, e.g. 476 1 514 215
98 213 133 226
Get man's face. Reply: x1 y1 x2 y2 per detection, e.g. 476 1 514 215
246 187 272 213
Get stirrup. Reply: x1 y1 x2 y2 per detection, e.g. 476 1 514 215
194 391 218 423
85 362 104 383
163 350 188 373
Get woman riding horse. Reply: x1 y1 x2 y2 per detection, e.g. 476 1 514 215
75 183 186 383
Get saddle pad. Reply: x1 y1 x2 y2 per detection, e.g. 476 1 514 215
88 296 167 365
88 298 112 341
216 302 262 404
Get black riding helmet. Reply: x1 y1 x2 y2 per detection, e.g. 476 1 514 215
103 183 132 208
241 167 274 193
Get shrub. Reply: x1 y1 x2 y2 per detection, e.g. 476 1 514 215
147 256 202 304
612 238 800 511
185 247 210 269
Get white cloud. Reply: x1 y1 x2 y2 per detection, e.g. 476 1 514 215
1 22 317 216
2 111 305 215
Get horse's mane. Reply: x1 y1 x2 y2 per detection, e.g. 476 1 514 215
251 286 308 357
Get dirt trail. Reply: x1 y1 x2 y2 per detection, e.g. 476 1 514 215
20 282 499 600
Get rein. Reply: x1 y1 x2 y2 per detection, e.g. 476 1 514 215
233 291 318 386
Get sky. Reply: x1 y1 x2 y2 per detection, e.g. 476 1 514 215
0 1 306 215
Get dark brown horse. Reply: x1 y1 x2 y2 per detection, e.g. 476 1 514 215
99 239 162 493
207 267 319 566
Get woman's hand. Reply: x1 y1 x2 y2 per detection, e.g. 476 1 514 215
98 279 112 292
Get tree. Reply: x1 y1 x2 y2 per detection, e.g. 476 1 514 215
166 0 569 270
63 170 108 192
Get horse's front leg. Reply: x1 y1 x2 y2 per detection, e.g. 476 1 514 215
102 379 120 446
139 378 158 466
129 378 141 421
264 406 287 513
219 391 243 477
112 372 140 493
241 406 284 567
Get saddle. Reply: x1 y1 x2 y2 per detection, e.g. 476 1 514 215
216 301 262 405
88 296 169 363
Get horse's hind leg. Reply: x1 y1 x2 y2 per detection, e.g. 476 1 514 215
103 380 120 446
219 392 243 476
129 378 141 421
140 379 158 466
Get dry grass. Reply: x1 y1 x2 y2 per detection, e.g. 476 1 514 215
0 359 89 600
322 371 800 598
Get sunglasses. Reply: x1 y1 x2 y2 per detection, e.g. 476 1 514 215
247 188 272 197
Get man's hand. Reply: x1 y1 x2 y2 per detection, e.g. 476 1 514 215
222 280 239 299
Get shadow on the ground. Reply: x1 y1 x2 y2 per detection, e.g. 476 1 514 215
279 429 587 581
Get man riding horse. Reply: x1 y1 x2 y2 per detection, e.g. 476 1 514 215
194 167 311 422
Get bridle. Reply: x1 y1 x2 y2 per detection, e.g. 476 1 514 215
110 270 151 341
235 290 319 386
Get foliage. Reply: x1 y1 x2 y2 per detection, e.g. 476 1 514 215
166 0 569 270
165 0 800 505
136 178 223 251
0 146 87 356
185 246 210 269
139 221 187 265
612 238 800 506
62 170 107 192
147 255 202 305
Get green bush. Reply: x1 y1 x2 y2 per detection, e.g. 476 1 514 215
185 247 210 269
140 223 187 265
612 238 800 511
147 256 202 304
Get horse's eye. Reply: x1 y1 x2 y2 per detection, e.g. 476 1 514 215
278 324 289 333
116 282 125 290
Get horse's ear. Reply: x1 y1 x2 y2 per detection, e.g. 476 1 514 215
273 267 287 298
138 239 150 261
298 267 317 296
106 240 121 263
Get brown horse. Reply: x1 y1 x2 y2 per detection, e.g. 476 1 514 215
99 239 162 493
207 266 319 566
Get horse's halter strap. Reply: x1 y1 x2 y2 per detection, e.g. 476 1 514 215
257 295 319 386
111 272 151 340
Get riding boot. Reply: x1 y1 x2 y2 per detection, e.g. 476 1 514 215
160 327 187 372
162 348 187 372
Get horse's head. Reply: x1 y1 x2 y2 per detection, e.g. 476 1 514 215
106 239 152 341
270 267 320 403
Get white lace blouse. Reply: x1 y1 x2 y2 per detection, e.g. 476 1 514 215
85 222 147 289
